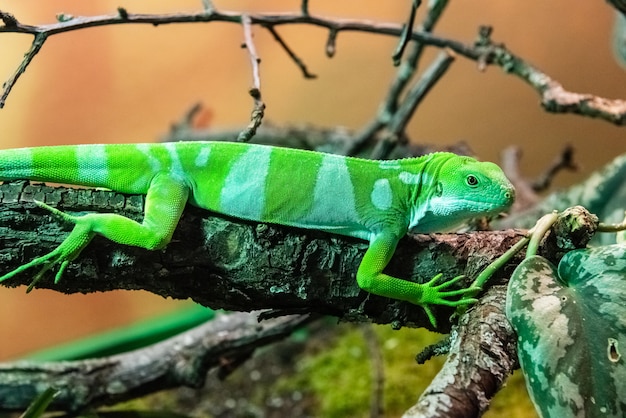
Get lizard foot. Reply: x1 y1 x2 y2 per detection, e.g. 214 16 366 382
418 273 478 328
0 201 93 290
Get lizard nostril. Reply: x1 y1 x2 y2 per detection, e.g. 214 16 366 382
504 187 516 201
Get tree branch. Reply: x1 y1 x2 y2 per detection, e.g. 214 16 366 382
265 26 317 79
0 311 312 412
1 7 625 126
404 285 517 418
237 14 265 142
370 49 456 159
348 0 450 156
392 0 421 65
0 182 523 332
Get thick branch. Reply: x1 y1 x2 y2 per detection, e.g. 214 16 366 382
0 182 523 331
0 311 312 412
404 285 517 418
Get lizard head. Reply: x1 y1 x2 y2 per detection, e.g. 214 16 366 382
408 155 515 233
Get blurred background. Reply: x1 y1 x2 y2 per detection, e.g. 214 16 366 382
0 0 625 360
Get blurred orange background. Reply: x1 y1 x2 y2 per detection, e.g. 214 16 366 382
0 1 625 359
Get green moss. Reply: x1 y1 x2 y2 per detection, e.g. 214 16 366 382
276 323 536 417
275 324 446 417
276 326 371 417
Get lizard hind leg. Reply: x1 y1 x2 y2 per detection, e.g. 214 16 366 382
0 174 190 288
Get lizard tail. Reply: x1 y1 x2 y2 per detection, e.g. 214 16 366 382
0 144 153 193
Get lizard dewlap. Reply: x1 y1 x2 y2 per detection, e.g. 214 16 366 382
0 142 515 327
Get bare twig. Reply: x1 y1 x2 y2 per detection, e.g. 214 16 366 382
325 27 338 57
0 32 47 109
501 146 540 211
501 145 578 212
474 25 626 125
531 144 577 192
370 49 456 159
237 14 265 142
201 0 215 13
0 7 624 125
301 0 310 17
421 0 449 33
348 0 450 156
266 26 317 79
388 49 455 139
241 15 261 90
0 10 18 27
392 0 421 66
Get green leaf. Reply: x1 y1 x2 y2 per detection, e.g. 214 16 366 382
506 244 626 418
20 387 58 418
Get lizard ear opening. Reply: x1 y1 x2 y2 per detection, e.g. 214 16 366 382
435 181 443 197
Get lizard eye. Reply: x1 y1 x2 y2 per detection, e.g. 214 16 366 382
466 175 479 187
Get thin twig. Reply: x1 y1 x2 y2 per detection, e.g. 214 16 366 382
167 102 204 138
474 26 626 124
348 0 450 156
0 11 18 27
266 26 317 79
388 49 455 137
0 8 624 125
501 146 540 211
325 27 338 57
237 14 265 142
391 0 420 66
421 0 449 32
0 33 47 108
531 144 577 192
201 0 214 12
370 49 456 159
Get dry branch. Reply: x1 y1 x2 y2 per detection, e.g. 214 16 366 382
237 14 265 142
0 7 625 127
0 311 312 412
403 285 517 418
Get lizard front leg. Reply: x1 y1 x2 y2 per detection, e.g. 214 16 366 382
356 232 477 327
0 174 190 287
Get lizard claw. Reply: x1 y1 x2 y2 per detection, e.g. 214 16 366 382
0 214 93 289
1 247 70 291
417 273 480 328
422 304 438 328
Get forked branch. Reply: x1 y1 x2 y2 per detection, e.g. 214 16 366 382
1 7 625 127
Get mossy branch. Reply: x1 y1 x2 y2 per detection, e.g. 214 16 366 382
0 181 523 332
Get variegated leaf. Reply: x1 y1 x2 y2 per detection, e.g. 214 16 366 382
506 244 626 418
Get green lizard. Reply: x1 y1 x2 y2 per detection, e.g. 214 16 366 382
0 142 515 326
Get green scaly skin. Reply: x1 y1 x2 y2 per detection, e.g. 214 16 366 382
0 142 515 327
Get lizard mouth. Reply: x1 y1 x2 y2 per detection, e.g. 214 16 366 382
448 194 514 213
468 185 515 212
